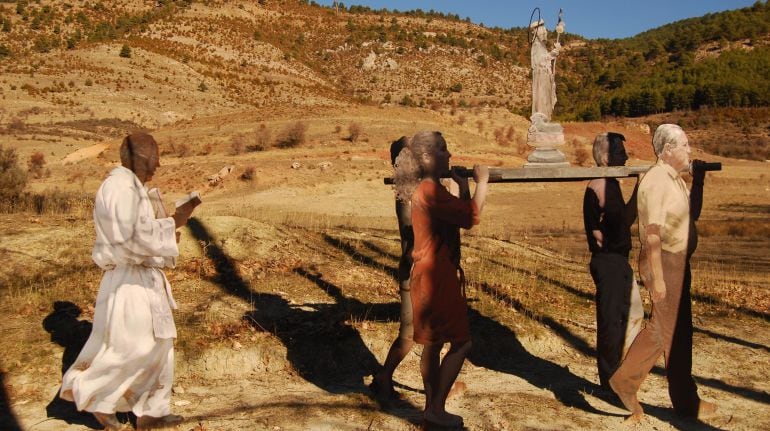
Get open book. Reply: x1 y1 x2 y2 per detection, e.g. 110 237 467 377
175 191 202 209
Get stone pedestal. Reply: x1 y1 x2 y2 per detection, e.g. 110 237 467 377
525 128 568 167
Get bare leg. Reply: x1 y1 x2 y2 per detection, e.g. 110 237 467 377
374 336 414 396
420 342 442 412
373 280 414 397
423 340 471 427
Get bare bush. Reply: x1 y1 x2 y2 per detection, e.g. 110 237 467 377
28 151 47 178
176 142 191 157
572 139 590 166
7 118 25 132
230 135 246 155
0 145 27 198
516 134 528 156
198 142 213 156
494 128 510 147
240 165 256 181
251 124 271 151
275 122 307 149
0 189 92 216
348 122 362 142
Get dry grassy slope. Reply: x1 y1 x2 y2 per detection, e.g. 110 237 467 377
0 0 532 130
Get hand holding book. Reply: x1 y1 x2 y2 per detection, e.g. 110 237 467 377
172 191 202 228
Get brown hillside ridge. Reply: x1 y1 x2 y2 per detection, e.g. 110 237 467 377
0 1 769 431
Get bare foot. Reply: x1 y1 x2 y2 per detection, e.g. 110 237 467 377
623 412 644 425
93 412 123 431
609 376 643 418
697 400 718 419
136 414 184 430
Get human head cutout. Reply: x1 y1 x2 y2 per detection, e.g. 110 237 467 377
592 132 628 167
120 132 160 184
652 124 691 171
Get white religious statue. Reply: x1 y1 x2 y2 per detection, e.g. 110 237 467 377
526 15 568 166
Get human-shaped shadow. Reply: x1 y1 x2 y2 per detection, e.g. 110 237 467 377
465 303 611 415
41 301 101 429
321 233 617 416
0 372 22 431
186 218 422 424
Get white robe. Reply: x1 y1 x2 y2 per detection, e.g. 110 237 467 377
61 166 179 417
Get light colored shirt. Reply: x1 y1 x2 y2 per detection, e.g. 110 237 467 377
638 159 690 253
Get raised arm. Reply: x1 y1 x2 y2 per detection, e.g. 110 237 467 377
472 165 489 215
690 160 706 222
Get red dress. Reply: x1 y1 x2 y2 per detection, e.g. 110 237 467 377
410 180 479 345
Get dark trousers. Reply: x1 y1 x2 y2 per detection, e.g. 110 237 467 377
589 252 633 388
611 251 701 415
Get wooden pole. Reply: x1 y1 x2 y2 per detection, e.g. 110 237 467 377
383 164 720 185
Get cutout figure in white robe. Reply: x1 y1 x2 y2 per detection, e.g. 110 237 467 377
60 133 197 430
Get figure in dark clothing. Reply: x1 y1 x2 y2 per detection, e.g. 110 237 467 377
371 136 416 398
583 132 640 388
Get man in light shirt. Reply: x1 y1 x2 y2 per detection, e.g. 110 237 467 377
609 124 717 423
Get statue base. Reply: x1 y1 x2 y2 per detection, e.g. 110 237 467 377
525 129 568 167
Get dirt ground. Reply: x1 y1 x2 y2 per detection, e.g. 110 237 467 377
1 107 769 431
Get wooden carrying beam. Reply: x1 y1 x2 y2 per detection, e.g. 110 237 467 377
382 163 720 185
383 165 649 185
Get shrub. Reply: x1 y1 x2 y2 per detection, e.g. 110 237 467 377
0 189 92 216
230 135 246 155
574 146 590 166
198 81 207 92
198 142 213 156
493 128 510 147
119 44 131 58
28 151 47 178
176 142 191 157
0 145 27 199
252 124 270 151
240 165 256 181
516 134 528 156
275 122 307 148
347 122 362 142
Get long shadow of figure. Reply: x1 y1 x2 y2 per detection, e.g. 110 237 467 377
0 372 22 431
322 233 616 416
186 218 422 424
476 254 770 405
465 303 612 416
324 233 767 428
42 301 101 429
